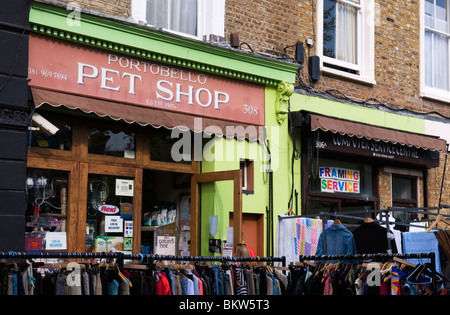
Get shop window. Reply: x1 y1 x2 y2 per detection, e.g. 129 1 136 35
392 175 417 207
25 168 69 252
28 114 72 150
131 0 225 39
88 127 135 159
240 159 254 194
149 127 190 164
317 0 375 83
86 174 134 252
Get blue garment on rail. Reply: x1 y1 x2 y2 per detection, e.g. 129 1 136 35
402 231 441 273
315 224 357 257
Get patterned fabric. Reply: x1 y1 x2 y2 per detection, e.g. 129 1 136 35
390 266 405 295
235 267 248 295
295 218 333 256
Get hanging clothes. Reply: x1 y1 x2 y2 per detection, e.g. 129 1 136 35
276 216 333 265
352 221 397 254
286 261 447 296
403 231 442 273
315 224 357 257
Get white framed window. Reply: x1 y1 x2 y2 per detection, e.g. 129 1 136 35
316 0 375 84
131 0 225 40
420 0 450 102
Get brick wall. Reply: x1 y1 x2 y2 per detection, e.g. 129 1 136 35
427 153 450 207
225 0 311 59
378 169 392 210
43 0 131 18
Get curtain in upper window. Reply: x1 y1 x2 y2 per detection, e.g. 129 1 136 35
146 0 197 36
323 0 359 65
425 0 450 91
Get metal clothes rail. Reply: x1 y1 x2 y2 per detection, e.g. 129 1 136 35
299 252 438 295
0 251 286 270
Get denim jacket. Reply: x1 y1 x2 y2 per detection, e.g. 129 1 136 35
315 224 357 256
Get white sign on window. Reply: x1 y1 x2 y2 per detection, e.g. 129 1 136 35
45 232 67 250
155 236 176 255
115 179 134 197
105 216 124 233
319 167 360 194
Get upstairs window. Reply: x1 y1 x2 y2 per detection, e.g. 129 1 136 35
424 0 450 93
317 0 375 83
131 0 225 39
146 0 198 36
323 0 360 69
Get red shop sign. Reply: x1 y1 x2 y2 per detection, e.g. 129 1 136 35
28 35 265 126
98 205 120 214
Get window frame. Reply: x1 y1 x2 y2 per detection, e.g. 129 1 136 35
420 0 450 102
240 158 254 194
392 174 418 207
316 0 376 84
131 0 225 40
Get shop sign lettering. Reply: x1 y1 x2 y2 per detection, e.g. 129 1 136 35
332 133 419 159
319 167 360 194
28 35 265 126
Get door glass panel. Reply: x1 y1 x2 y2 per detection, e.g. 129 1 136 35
86 174 134 252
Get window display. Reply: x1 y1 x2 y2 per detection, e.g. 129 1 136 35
25 168 69 252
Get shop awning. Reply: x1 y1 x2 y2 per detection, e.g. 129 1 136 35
31 88 262 142
310 113 447 152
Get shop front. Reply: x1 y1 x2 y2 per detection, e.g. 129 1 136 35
292 109 447 222
25 3 299 256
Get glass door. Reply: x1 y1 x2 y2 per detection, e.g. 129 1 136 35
85 174 134 253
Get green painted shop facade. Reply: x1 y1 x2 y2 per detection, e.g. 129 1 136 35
24 2 447 257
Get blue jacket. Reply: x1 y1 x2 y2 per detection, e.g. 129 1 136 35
316 224 357 256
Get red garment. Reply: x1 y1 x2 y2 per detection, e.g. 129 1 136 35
156 273 172 295
247 245 256 257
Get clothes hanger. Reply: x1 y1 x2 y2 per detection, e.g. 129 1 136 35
114 264 132 288
333 219 342 225
427 214 450 232
393 257 416 268
273 265 290 271
285 207 295 216
303 260 317 268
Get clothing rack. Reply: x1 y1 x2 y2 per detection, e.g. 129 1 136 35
0 251 286 270
279 205 450 254
299 252 438 295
